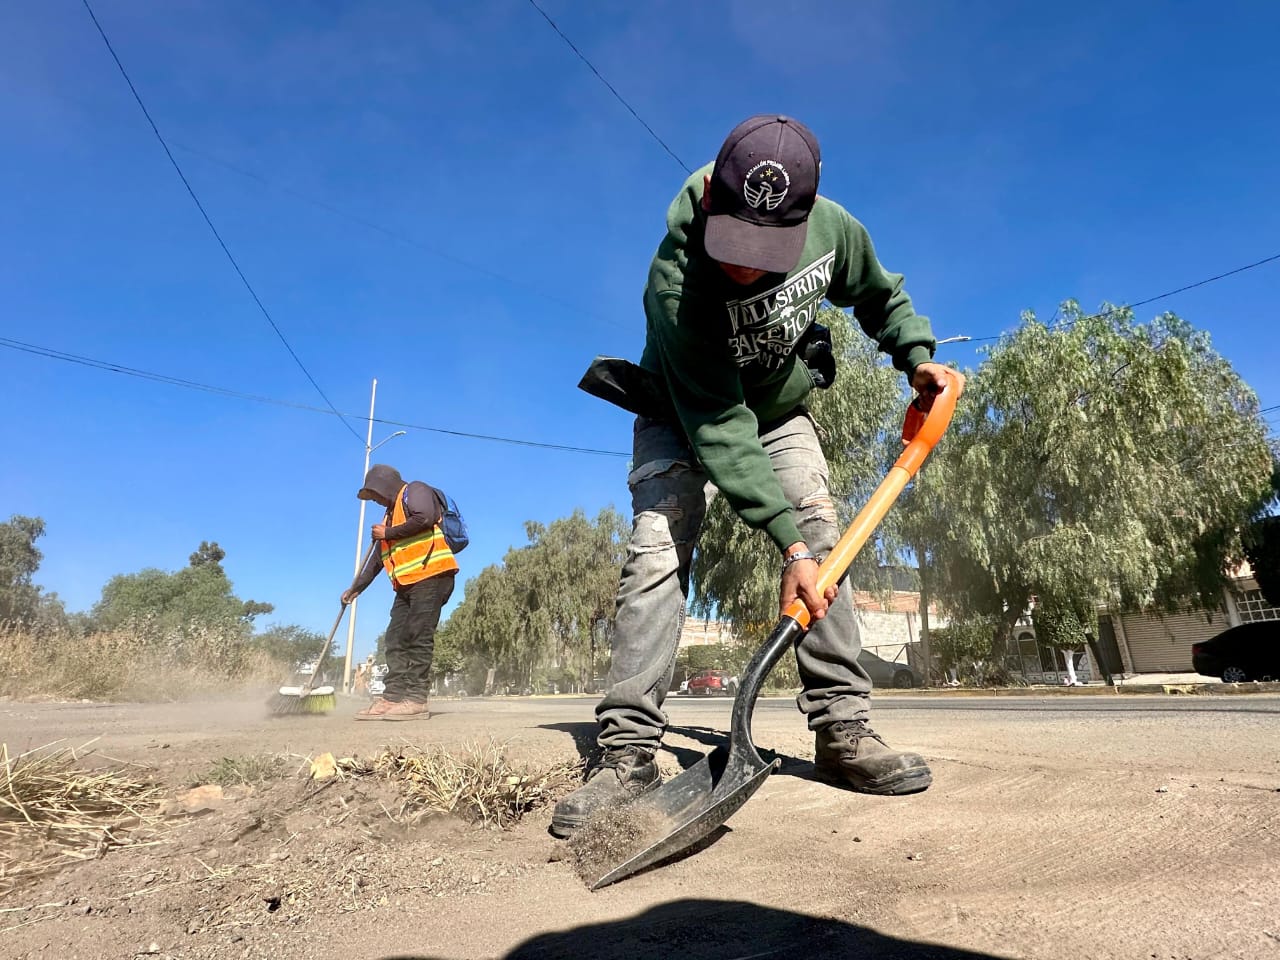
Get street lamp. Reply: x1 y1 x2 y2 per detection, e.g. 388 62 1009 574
937 335 972 345
341 377 406 694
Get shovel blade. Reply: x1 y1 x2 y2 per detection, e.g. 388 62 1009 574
586 746 779 890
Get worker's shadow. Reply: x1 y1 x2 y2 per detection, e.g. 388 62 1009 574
666 723 815 780
379 898 1006 959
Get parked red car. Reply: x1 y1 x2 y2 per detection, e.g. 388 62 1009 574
686 669 738 697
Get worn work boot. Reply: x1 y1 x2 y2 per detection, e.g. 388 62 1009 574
381 699 430 721
550 746 660 838
814 721 932 795
354 697 395 721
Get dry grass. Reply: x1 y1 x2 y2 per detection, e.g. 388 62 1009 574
347 740 583 828
192 753 289 788
0 740 165 894
0 622 283 702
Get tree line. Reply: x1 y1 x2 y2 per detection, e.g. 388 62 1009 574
0 529 327 675
5 301 1275 695
436 303 1277 690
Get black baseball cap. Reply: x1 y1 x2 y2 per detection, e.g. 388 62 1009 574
704 115 821 274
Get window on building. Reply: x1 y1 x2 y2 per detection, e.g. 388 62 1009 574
1237 589 1280 622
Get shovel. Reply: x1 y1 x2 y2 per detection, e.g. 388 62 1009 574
586 370 960 890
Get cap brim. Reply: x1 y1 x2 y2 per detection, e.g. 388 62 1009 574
704 214 808 274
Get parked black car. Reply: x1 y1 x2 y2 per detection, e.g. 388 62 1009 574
1192 622 1280 683
857 650 922 689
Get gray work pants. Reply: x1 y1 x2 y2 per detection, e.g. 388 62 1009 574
595 410 872 750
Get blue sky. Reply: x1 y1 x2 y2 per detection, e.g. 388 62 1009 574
2 0 1277 660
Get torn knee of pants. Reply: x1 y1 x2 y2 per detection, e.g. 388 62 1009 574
630 499 684 553
628 457 691 487
798 491 838 526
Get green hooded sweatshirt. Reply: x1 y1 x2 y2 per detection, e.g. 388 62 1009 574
639 163 936 553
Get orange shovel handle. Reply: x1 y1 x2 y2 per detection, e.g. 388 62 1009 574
784 369 960 630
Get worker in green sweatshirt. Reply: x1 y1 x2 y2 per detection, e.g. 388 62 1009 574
555 115 959 836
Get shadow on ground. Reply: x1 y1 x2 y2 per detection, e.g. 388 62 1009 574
667 724 816 779
380 898 1009 959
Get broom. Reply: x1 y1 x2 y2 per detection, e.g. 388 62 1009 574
268 542 376 716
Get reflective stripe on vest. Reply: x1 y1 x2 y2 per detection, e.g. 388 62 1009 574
380 484 459 588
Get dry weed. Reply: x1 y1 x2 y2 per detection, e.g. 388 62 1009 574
0 621 283 701
0 740 165 893
355 740 582 828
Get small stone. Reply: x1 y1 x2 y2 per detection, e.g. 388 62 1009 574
852 836 862 843
546 848 564 863
907 852 924 862
309 753 337 781
430 857 443 866
187 921 200 935
147 943 161 955
80 904 93 915
1155 785 1169 794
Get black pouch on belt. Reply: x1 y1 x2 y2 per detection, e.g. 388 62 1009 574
577 356 677 421
798 322 836 389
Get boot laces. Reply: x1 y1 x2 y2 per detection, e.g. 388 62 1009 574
830 721 884 745
592 745 651 777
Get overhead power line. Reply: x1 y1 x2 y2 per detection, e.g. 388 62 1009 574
78 0 363 443
965 251 1280 344
0 336 630 458
526 0 691 174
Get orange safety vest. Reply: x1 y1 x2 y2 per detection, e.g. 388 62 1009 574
380 484 459 588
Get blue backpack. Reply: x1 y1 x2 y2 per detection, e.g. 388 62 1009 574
432 486 470 554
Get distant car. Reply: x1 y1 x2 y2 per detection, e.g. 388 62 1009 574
368 663 388 696
858 650 922 689
1192 622 1280 683
686 669 738 697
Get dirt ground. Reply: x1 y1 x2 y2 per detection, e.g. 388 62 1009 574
1 691 1278 960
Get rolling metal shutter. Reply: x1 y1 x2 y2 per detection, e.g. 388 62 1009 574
1121 610 1228 673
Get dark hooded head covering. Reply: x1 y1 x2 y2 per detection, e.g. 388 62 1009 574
357 464 404 505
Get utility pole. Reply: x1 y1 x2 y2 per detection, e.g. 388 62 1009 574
341 378 405 694
917 541 933 686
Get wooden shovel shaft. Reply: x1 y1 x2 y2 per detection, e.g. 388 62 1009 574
784 371 959 630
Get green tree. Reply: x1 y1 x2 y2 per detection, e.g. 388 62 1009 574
906 303 1274 652
928 617 1001 676
690 307 909 650
252 623 330 668
440 508 628 691
92 542 274 634
0 515 47 624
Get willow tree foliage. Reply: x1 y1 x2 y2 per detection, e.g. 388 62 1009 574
690 307 911 648
438 508 628 691
904 303 1274 652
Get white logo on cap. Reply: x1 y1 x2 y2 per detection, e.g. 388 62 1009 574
743 160 790 211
